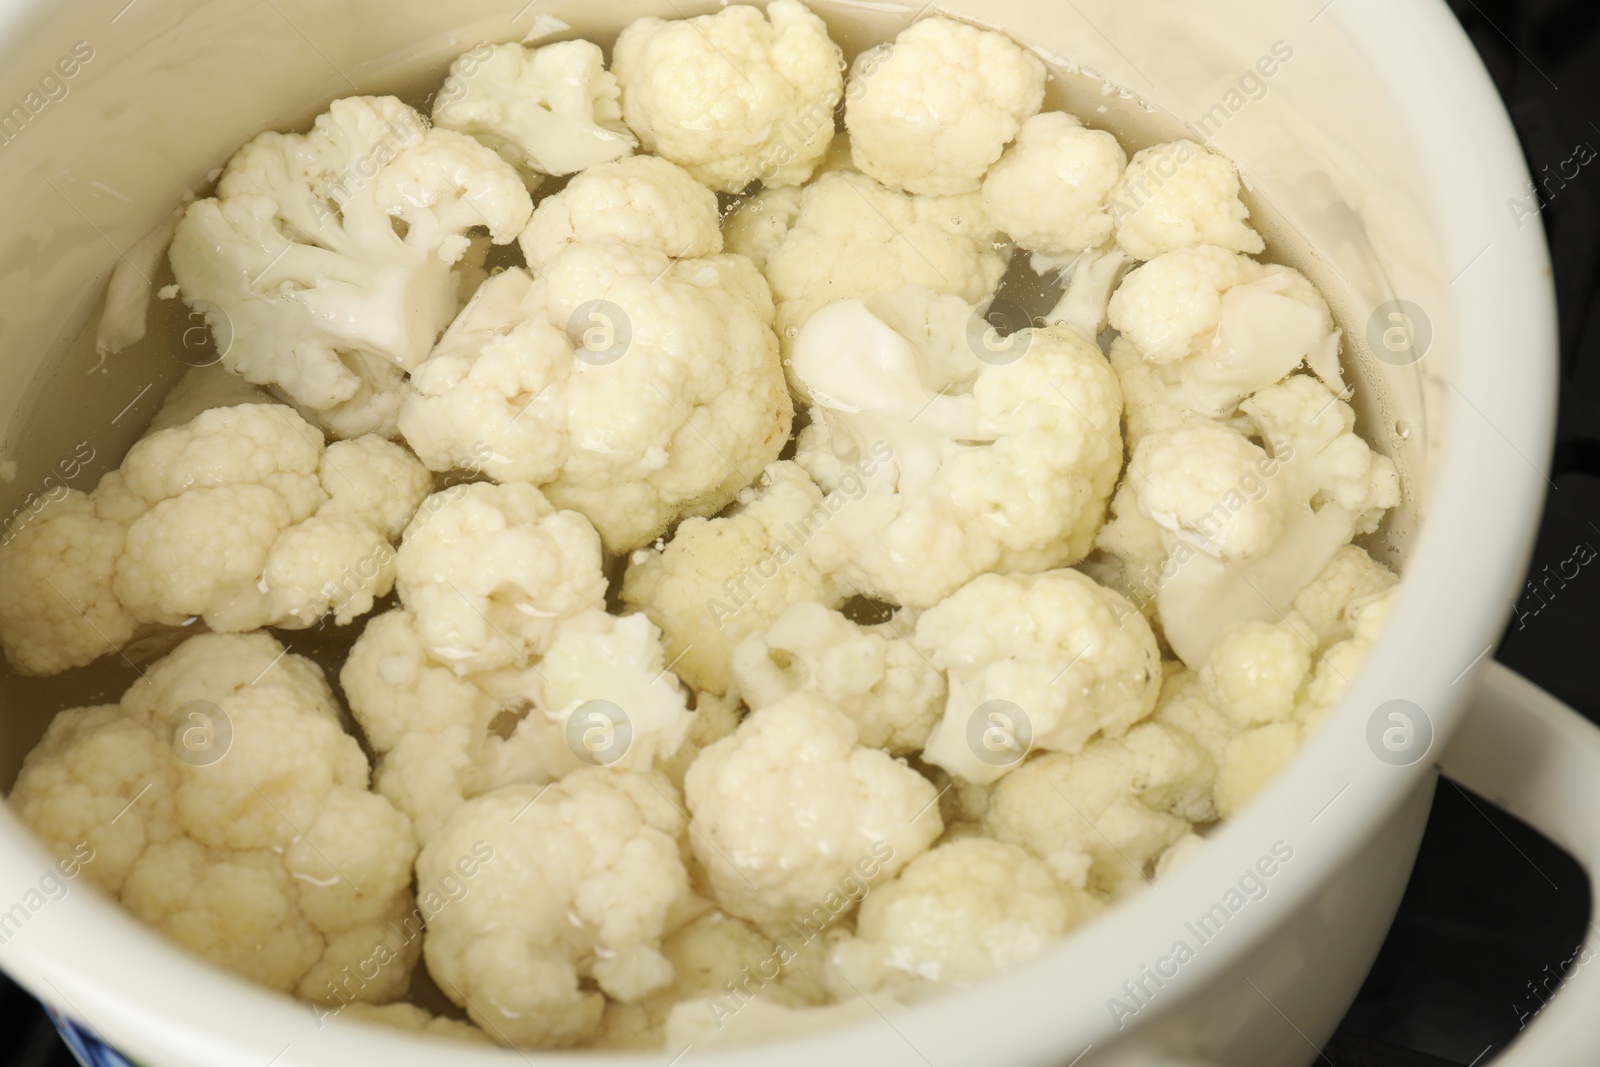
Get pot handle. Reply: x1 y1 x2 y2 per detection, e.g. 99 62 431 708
1438 660 1600 1062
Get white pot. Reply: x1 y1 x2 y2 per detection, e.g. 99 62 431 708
0 1 1585 1065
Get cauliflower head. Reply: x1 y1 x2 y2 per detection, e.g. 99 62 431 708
432 40 636 183
914 570 1163 785
169 96 533 438
1110 140 1265 261
730 600 944 754
10 634 419 1003
844 16 1046 196
685 691 942 925
826 838 1099 995
393 482 608 675
613 0 844 193
790 289 1124 609
621 461 843 696
982 111 1127 257
724 169 1008 363
417 773 695 1048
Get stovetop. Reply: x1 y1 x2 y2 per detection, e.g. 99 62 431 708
2 0 1597 1064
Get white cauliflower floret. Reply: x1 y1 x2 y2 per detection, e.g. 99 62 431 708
318 435 437 540
169 96 533 438
344 605 692 843
1242 374 1402 535
591 910 831 1050
393 483 607 675
791 288 1124 609
432 40 636 183
1110 140 1265 261
1044 244 1133 341
0 403 429 673
1296 587 1395 731
1290 544 1398 648
418 773 694 1048
982 112 1127 257
9 634 419 1002
621 462 843 696
981 722 1203 896
402 179 793 552
519 155 721 267
915 570 1163 785
685 692 941 925
730 601 944 754
1127 424 1290 562
725 171 1008 362
1111 376 1399 668
1199 619 1314 727
826 838 1099 995
1107 246 1343 414
845 16 1045 196
0 492 136 674
613 0 844 193
539 609 696 773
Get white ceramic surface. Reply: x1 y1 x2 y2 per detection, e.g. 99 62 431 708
0 0 1573 1065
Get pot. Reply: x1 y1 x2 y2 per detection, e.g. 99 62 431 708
0 0 1579 1064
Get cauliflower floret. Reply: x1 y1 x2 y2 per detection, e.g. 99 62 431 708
1242 374 1402 535
0 492 136 674
730 601 944 754
1296 587 1395 731
417 773 695 1048
318 435 437 540
1199 619 1314 727
169 96 532 438
685 692 941 925
1110 140 1265 261
591 910 831 1049
1107 246 1343 414
394 482 607 675
1291 544 1398 649
621 462 843 696
337 1002 491 1043
0 403 430 674
1128 424 1290 562
845 16 1045 196
791 288 1124 609
981 723 1202 896
613 0 844 193
914 570 1163 785
432 40 636 184
1044 244 1134 341
345 605 693 843
1109 374 1399 668
724 170 1008 363
519 155 721 267
9 634 419 1002
981 112 1127 257
539 609 696 773
402 183 793 552
825 838 1099 996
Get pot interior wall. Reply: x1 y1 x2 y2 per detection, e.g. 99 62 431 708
0 0 1443 783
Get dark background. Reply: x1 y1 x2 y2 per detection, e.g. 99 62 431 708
3 0 1600 1063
